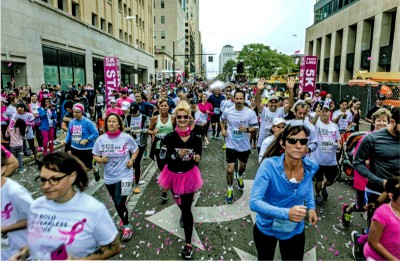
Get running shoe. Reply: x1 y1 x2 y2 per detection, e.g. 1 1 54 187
351 231 365 260
93 168 100 182
143 150 148 159
341 204 351 228
117 220 124 231
37 147 43 152
122 225 134 241
53 140 61 145
321 188 328 200
203 144 207 149
18 168 27 174
179 215 184 228
360 211 368 221
160 191 168 204
133 186 141 194
211 133 215 139
226 189 234 204
237 177 244 191
315 195 324 206
138 180 145 185
215 134 220 140
181 244 193 260
222 143 226 150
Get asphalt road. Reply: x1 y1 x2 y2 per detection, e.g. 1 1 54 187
16 132 367 260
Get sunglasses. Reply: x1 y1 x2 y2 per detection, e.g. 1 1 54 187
176 115 189 119
286 138 308 145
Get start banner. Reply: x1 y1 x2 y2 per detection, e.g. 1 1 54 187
104 56 121 109
298 56 318 98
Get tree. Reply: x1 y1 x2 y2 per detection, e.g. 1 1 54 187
222 59 237 80
237 43 299 80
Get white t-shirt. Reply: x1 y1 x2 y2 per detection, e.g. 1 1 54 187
194 111 207 126
258 135 275 163
220 99 234 113
92 133 138 185
257 107 285 148
1 178 33 260
27 191 118 260
332 109 353 131
221 106 258 152
310 119 340 166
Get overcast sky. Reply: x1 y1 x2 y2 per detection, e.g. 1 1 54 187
199 0 315 77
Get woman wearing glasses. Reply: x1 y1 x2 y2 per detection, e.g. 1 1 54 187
250 124 318 260
12 152 121 260
157 101 202 260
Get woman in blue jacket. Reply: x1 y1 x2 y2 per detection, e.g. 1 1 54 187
250 124 319 260
38 98 58 155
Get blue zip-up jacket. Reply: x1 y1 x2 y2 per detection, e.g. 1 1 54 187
65 117 98 150
38 107 58 131
249 154 319 240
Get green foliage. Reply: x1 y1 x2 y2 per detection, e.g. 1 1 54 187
237 43 299 80
222 59 237 79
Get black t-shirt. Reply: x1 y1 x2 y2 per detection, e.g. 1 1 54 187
191 124 205 140
163 131 202 173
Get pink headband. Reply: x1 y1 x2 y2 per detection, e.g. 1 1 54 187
73 103 84 113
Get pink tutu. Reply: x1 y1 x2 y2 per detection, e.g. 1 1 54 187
157 165 203 195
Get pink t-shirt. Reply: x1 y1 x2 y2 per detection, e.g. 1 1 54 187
116 97 134 108
105 107 123 116
353 134 369 191
364 203 400 260
197 102 214 121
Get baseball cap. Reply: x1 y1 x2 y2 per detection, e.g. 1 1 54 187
266 85 272 90
272 118 286 126
121 101 131 111
378 94 386 100
320 91 327 98
268 95 279 101
315 89 320 93
109 98 116 103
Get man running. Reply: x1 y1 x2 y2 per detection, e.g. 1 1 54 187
207 81 226 139
221 90 258 203
255 79 294 154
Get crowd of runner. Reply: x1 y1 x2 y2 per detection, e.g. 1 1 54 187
1 79 399 260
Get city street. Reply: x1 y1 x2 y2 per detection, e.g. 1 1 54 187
16 129 368 260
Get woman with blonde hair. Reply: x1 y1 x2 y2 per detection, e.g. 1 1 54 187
157 101 203 259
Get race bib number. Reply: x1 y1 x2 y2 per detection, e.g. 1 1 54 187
130 126 141 134
321 140 335 152
232 129 244 140
271 219 297 233
214 108 220 115
71 125 82 143
121 179 133 196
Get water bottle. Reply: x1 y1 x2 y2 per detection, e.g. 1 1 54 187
159 145 167 159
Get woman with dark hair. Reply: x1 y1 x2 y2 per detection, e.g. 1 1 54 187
11 152 121 260
250 124 319 260
348 98 361 131
157 101 202 259
38 98 57 156
93 113 139 241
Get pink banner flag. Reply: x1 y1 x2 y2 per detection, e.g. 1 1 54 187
298 56 318 98
103 57 121 110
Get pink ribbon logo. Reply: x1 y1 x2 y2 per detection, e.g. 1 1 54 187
1 202 14 220
117 143 128 153
58 218 86 245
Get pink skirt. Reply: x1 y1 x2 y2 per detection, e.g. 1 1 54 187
157 165 203 195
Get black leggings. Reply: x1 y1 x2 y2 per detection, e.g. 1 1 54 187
154 148 167 171
133 145 146 185
174 193 194 244
202 121 210 137
253 224 305 260
105 182 129 225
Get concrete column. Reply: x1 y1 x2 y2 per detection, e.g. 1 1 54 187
353 20 372 75
85 49 94 85
319 36 327 82
312 39 317 56
370 13 383 72
339 27 349 83
327 32 337 82
391 6 400 71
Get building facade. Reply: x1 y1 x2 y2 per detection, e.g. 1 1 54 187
1 0 154 91
305 0 400 83
218 45 236 74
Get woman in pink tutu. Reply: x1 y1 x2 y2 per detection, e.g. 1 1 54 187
157 101 202 260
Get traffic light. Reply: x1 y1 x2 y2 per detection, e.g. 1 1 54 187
237 62 244 73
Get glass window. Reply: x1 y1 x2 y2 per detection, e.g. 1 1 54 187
108 23 113 34
60 66 73 89
161 1 164 8
43 47 58 65
72 54 84 68
73 68 85 87
59 51 72 67
72 2 79 17
44 65 60 87
161 16 165 24
92 13 98 27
